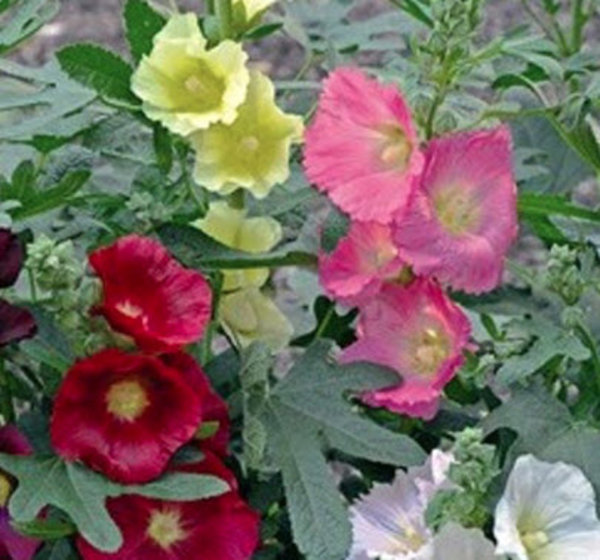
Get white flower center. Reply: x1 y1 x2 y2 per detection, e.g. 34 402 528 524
521 530 550 553
241 135 260 151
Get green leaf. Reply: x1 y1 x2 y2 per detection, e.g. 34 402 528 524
496 319 590 386
124 0 166 62
518 192 600 223
157 223 317 270
242 22 284 40
12 518 76 540
258 341 426 560
482 384 600 497
0 454 229 552
0 0 59 55
56 44 139 105
320 207 350 253
152 122 173 174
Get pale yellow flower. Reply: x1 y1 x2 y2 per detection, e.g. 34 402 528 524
219 287 293 351
193 201 282 291
234 0 277 21
131 13 249 136
191 70 304 198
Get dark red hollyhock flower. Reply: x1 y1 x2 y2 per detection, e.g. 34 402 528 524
50 349 202 484
89 235 212 353
77 451 260 560
0 301 36 347
162 353 230 458
0 425 41 560
0 230 24 289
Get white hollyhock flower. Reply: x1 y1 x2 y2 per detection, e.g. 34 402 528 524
430 523 497 560
494 454 600 559
348 451 454 559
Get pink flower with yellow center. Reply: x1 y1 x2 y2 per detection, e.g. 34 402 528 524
304 68 424 224
394 126 518 294
340 279 471 420
319 221 407 306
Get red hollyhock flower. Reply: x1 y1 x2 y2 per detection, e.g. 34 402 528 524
76 451 260 560
0 301 36 347
162 353 230 458
0 230 24 289
0 426 41 560
50 349 202 484
89 235 212 353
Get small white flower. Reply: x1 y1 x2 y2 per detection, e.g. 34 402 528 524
348 451 453 559
494 454 600 560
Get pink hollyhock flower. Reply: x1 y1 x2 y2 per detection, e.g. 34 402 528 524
77 451 260 560
394 126 518 294
0 426 40 560
304 68 424 224
340 279 471 420
89 235 212 353
319 221 406 306
50 350 202 484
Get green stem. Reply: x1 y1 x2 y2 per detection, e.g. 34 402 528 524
215 0 234 40
0 359 15 424
570 0 586 54
314 304 335 340
575 321 600 392
206 0 216 15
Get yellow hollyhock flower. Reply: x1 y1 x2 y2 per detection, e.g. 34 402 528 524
193 201 282 291
220 287 293 351
234 0 277 21
131 13 249 136
191 70 304 199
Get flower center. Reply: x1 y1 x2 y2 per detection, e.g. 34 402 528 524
147 508 187 550
116 300 144 319
0 474 12 507
433 184 481 235
377 124 413 172
106 379 150 422
521 530 550 553
411 327 450 378
240 135 260 151
184 75 206 95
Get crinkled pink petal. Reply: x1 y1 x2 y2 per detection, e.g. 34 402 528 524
340 279 471 420
304 67 424 224
0 508 40 560
394 126 518 294
319 221 404 306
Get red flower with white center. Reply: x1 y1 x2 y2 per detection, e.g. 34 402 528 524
89 235 212 353
162 353 230 458
394 127 518 294
76 451 260 560
341 278 471 420
304 67 424 224
50 349 202 484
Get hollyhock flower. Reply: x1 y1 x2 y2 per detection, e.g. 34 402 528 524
194 201 282 292
0 426 40 560
131 13 249 136
191 70 304 198
0 230 23 289
430 523 497 560
50 349 202 484
89 235 212 353
349 450 453 559
77 451 260 560
0 301 36 347
319 221 406 306
394 126 518 294
304 67 424 224
220 287 293 352
161 353 230 458
340 279 471 420
494 455 600 559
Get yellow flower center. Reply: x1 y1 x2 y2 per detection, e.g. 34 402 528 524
410 326 450 378
240 135 260 151
0 473 12 507
377 124 413 171
521 530 550 553
106 379 150 422
147 508 187 550
388 522 426 554
433 184 481 235
184 75 205 95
